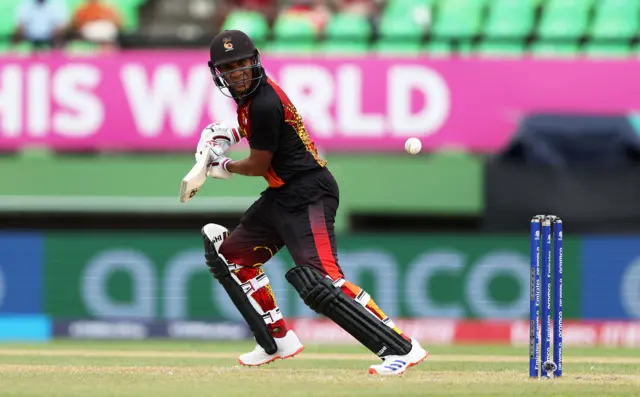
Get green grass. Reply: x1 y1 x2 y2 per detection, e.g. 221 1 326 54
1 341 640 396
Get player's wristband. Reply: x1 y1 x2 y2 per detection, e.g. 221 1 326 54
220 158 232 172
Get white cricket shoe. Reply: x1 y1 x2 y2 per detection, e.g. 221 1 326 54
238 330 304 366
368 337 428 376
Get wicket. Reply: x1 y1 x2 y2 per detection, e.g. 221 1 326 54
529 215 563 379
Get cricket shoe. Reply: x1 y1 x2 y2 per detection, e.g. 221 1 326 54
368 338 428 376
238 330 304 366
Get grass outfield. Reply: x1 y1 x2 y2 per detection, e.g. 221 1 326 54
1 341 640 396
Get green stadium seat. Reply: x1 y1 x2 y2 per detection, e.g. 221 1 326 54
423 40 453 56
62 0 80 12
321 42 369 56
386 0 437 12
484 0 536 39
536 0 593 40
457 41 475 56
112 4 139 32
476 41 525 57
0 0 21 37
269 13 317 54
116 0 148 6
322 12 371 55
375 6 425 55
530 41 580 57
9 41 34 55
378 12 424 41
430 0 487 39
65 40 101 55
381 0 432 32
374 41 421 55
584 41 631 58
261 41 317 55
221 11 270 44
383 0 436 32
324 12 372 41
588 0 640 40
272 14 317 42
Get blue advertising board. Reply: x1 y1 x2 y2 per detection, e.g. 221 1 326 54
582 236 640 319
0 233 44 314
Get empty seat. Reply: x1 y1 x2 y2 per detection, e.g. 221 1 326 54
589 0 639 40
536 0 593 40
476 40 526 57
530 41 581 57
221 11 270 44
484 0 536 39
584 41 631 58
430 0 487 39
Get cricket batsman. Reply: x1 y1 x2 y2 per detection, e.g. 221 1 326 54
196 29 428 375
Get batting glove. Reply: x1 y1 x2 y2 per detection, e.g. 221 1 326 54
207 155 233 180
202 122 241 145
195 122 240 163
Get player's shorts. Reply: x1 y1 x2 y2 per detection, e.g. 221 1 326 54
219 184 343 280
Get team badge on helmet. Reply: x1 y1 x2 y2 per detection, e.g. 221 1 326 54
223 37 234 52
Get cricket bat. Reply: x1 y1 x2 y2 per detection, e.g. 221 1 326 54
180 151 211 203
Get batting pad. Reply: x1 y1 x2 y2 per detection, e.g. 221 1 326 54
286 265 412 358
202 225 278 355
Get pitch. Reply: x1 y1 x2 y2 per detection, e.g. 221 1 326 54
1 341 639 396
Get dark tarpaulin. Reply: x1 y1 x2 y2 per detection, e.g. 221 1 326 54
483 114 640 233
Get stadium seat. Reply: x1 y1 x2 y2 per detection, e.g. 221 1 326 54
221 11 270 45
476 41 526 57
483 0 536 39
321 42 369 56
381 0 432 32
324 12 372 41
322 12 372 55
272 13 317 42
584 41 631 58
65 40 101 55
377 10 425 41
374 41 422 55
536 0 593 40
588 0 639 40
530 41 580 57
385 0 437 13
430 0 487 39
262 41 317 55
423 40 453 56
268 13 317 54
109 0 141 32
383 0 436 32
457 41 475 56
7 41 34 55
375 5 425 55
0 0 21 38
62 0 82 12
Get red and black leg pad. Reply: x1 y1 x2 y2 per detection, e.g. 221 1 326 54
203 232 278 355
286 265 411 358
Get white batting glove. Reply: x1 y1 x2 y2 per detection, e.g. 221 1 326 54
195 141 227 164
207 155 233 180
201 122 241 145
195 122 240 163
